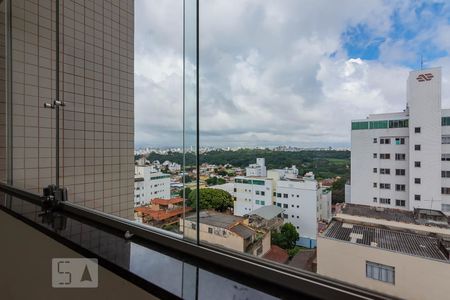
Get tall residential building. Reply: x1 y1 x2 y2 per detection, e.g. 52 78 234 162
134 165 171 206
9 0 134 219
349 67 450 214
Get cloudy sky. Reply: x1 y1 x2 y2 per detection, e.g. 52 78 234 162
134 0 450 148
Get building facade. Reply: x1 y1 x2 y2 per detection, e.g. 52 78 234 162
182 211 271 257
225 169 332 248
233 176 274 216
134 165 171 206
274 174 331 248
317 204 450 300
5 0 134 219
350 67 450 214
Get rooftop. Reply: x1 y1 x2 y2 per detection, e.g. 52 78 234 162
323 220 449 262
152 197 184 205
340 203 450 229
247 205 284 220
263 245 289 264
230 224 255 239
187 211 243 229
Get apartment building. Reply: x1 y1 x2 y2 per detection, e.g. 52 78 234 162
6 0 134 219
219 166 331 248
233 176 274 216
134 165 170 206
182 211 271 257
272 172 331 248
317 203 450 300
350 67 450 214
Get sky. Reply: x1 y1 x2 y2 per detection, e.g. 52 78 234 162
134 0 450 149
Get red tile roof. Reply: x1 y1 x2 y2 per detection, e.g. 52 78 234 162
152 197 184 205
263 245 289 264
135 206 192 221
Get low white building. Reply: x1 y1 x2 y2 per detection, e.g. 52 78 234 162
134 165 171 206
245 158 267 177
168 162 181 173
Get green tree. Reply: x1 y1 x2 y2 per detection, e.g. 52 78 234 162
331 177 347 204
188 188 233 212
206 177 226 186
178 187 192 199
272 223 299 250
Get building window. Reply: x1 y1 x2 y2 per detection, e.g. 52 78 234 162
373 168 377 173
380 198 391 204
380 168 390 175
261 201 265 205
283 204 288 208
442 187 450 195
366 261 395 284
277 203 282 207
395 138 405 145
415 127 421 133
191 223 196 230
373 153 377 159
282 214 288 219
414 144 421 151
442 171 450 178
373 138 377 143
395 153 406 161
277 193 281 198
283 194 288 198
414 161 421 168
442 204 450 212
442 136 450 144
255 191 260 195
373 182 377 188
395 200 406 207
395 169 405 176
373 197 377 203
395 184 406 191
380 138 390 144
380 153 390 159
414 178 421 184
415 194 421 201
261 191 265 196
380 183 391 189
255 200 260 205
208 227 213 234
443 154 450 161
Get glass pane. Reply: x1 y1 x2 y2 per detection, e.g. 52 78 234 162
181 0 198 243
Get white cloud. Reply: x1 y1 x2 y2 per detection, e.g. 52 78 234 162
134 0 450 148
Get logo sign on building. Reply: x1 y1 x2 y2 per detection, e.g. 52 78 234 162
52 258 98 288
416 73 434 82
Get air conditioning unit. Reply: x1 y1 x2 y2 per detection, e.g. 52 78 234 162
375 207 384 212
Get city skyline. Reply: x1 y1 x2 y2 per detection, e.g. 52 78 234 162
135 1 450 148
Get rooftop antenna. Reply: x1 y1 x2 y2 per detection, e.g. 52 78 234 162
420 55 423 70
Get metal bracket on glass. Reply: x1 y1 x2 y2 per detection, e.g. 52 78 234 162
42 184 68 213
43 99 66 109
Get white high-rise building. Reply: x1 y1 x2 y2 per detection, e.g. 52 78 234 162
246 158 267 177
134 165 171 206
350 67 450 214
